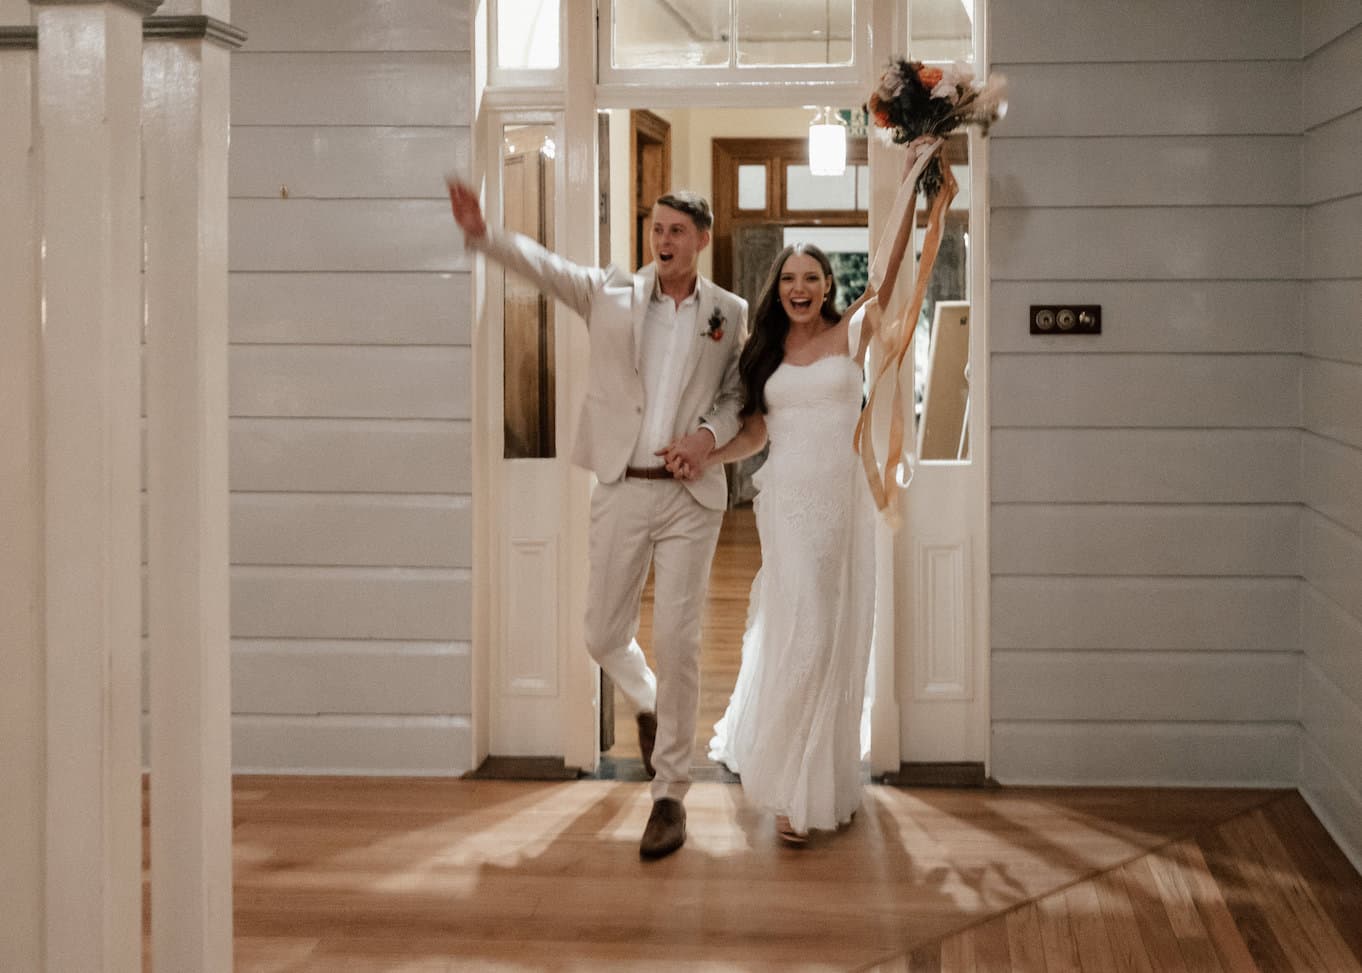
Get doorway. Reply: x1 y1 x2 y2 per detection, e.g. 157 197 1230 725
473 0 992 780
598 108 879 776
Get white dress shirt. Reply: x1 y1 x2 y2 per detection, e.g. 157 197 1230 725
629 284 701 469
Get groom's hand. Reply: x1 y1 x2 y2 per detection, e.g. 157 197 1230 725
446 177 487 240
657 429 715 482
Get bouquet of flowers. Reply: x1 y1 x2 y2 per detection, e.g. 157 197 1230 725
851 58 1006 524
865 59 1007 197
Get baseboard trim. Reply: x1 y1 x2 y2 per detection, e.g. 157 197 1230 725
875 761 996 788
464 756 579 781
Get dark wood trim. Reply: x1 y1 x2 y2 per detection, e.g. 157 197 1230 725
597 112 611 268
875 761 995 788
144 14 247 49
629 109 671 271
31 0 161 14
464 756 579 780
0 26 38 48
711 136 870 292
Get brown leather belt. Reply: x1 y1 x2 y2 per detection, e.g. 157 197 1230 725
624 466 673 480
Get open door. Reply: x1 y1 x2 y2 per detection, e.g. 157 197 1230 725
893 130 991 778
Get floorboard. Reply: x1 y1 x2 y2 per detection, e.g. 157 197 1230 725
170 506 1362 970
160 778 1362 971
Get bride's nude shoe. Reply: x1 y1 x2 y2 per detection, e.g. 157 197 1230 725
775 815 807 845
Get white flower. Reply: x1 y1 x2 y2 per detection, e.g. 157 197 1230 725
876 69 905 101
970 74 1009 122
941 60 975 89
931 79 960 103
871 124 900 147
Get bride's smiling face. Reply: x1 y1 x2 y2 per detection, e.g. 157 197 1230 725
778 252 832 327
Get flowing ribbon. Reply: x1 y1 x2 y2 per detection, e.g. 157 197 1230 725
849 136 959 527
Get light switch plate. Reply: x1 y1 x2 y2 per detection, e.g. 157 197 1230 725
1030 304 1101 335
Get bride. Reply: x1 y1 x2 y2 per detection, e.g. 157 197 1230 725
667 243 876 844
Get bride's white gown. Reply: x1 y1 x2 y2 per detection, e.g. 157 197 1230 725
709 319 876 835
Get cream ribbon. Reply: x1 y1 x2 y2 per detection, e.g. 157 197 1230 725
848 136 960 528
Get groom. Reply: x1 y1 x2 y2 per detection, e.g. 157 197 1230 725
448 179 747 858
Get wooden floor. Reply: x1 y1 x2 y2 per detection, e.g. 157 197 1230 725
210 511 1362 970
609 505 760 764
215 780 1362 971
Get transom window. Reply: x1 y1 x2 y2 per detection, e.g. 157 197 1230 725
600 0 871 94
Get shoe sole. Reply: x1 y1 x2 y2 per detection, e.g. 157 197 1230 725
639 835 685 859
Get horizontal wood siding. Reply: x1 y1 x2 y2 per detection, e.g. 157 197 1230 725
1299 4 1362 870
988 0 1304 785
222 0 473 773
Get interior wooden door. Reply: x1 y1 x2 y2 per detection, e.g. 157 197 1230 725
630 110 671 270
502 125 556 460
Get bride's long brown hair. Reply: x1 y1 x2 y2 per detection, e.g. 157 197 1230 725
738 243 840 415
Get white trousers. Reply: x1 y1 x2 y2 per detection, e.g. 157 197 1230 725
584 478 724 803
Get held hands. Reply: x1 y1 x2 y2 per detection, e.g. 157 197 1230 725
656 429 716 482
446 176 487 241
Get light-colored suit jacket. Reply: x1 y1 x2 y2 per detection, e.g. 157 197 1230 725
472 227 748 511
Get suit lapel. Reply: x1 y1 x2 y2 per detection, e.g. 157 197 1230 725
632 264 655 371
678 276 714 394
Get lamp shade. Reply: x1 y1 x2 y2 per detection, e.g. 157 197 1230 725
808 108 847 177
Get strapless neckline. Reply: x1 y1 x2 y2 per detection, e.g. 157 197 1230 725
780 353 852 370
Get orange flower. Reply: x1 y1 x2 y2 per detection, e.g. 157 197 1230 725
917 66 943 89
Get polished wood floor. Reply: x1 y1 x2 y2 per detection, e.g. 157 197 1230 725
198 510 1362 970
609 505 760 764
216 781 1362 971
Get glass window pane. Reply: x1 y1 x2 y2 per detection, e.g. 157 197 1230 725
502 124 557 459
909 0 974 63
738 165 767 210
497 0 559 70
912 195 971 460
950 163 970 210
737 0 853 66
613 0 730 69
786 164 855 211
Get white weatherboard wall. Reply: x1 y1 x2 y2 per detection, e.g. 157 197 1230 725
1299 4 1362 868
227 0 474 772
987 0 1304 786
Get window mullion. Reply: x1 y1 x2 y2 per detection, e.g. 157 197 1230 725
730 0 738 68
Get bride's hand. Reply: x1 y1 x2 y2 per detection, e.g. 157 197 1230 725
661 449 703 481
656 430 715 481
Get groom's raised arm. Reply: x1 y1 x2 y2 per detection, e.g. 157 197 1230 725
448 177 605 320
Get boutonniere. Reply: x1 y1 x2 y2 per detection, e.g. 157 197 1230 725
701 308 725 342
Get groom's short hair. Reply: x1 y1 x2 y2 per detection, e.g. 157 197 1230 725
654 191 712 232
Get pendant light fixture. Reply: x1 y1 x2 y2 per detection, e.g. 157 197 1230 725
808 106 847 177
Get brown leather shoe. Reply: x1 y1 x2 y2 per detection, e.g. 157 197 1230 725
636 711 657 778
639 798 686 859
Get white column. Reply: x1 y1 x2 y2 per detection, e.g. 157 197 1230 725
559 0 599 772
142 6 241 971
0 23 43 973
32 0 158 970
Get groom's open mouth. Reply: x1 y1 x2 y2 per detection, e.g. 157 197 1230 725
657 252 673 263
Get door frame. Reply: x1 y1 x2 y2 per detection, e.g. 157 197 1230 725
470 0 992 779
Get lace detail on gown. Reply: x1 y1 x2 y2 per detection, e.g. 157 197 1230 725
709 318 876 834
